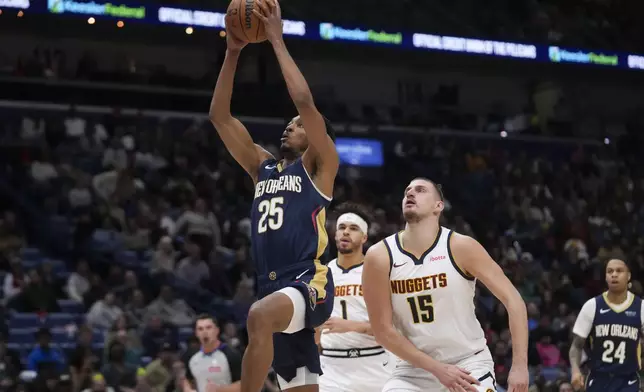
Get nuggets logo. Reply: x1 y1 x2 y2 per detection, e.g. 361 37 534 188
303 282 318 310
548 46 561 63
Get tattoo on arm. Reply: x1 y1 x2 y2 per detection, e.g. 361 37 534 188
569 335 585 372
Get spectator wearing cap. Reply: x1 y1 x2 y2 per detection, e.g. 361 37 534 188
26 328 67 374
145 342 176 392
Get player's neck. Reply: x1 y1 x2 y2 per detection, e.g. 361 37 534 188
337 252 364 270
403 219 440 253
605 290 629 305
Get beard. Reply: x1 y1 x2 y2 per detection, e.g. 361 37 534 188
403 211 421 223
338 246 357 255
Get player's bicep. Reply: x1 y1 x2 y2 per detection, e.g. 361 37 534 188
362 244 394 338
211 117 273 179
299 108 339 170
452 234 518 304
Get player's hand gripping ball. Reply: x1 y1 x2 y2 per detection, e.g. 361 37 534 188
225 0 267 43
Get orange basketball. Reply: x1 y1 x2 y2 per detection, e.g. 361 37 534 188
225 0 267 43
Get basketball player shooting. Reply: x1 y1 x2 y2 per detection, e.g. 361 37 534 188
362 178 529 392
209 0 338 391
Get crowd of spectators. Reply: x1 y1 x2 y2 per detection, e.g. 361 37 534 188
0 94 642 392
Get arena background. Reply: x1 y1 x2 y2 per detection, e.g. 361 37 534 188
0 0 644 390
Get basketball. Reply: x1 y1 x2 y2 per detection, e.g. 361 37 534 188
225 0 267 43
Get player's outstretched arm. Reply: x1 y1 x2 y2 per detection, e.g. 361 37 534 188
362 242 479 392
209 29 273 183
450 233 529 392
254 0 339 175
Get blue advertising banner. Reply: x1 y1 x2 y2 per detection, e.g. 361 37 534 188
4 0 643 71
335 138 384 167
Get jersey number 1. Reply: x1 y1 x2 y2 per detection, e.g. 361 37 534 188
602 340 626 364
258 197 284 233
407 295 434 324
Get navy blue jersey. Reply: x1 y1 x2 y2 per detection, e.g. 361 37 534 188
588 293 642 374
250 157 332 284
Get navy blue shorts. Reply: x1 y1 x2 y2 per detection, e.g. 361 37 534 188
586 372 640 392
257 261 335 383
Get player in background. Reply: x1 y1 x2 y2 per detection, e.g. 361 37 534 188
362 178 529 392
184 315 242 392
569 259 643 392
210 0 338 391
317 203 392 392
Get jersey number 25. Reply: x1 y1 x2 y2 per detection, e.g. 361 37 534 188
257 197 284 233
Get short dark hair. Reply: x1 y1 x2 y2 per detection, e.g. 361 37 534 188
334 202 372 229
413 177 444 201
322 115 336 142
195 313 218 327
605 258 630 272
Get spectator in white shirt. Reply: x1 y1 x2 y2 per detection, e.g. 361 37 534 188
102 139 128 170
66 260 90 303
68 178 93 209
86 292 123 329
172 198 221 259
64 107 87 138
20 117 45 141
150 236 177 276
174 242 209 288
30 156 58 184
144 285 195 327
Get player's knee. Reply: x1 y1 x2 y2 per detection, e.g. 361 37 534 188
247 302 272 335
246 294 293 335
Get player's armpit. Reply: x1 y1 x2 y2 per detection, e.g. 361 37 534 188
450 233 529 366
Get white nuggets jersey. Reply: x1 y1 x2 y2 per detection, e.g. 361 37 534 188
384 227 489 364
321 259 377 349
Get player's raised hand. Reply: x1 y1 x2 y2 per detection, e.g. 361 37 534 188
434 364 479 392
225 27 247 52
507 364 529 392
570 370 585 391
252 0 283 44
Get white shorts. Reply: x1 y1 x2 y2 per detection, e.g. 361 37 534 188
384 350 496 392
320 351 392 392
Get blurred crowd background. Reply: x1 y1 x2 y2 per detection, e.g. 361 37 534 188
1 0 644 391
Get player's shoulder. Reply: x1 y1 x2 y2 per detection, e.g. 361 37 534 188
446 231 480 250
187 350 201 366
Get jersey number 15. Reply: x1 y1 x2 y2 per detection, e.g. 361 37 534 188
407 294 434 324
258 197 284 233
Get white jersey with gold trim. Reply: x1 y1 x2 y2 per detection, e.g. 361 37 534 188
320 259 377 349
384 227 490 364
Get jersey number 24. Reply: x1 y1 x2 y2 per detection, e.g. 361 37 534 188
257 197 284 233
602 340 626 364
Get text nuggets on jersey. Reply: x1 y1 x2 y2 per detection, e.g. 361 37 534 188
390 273 448 295
335 284 363 297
